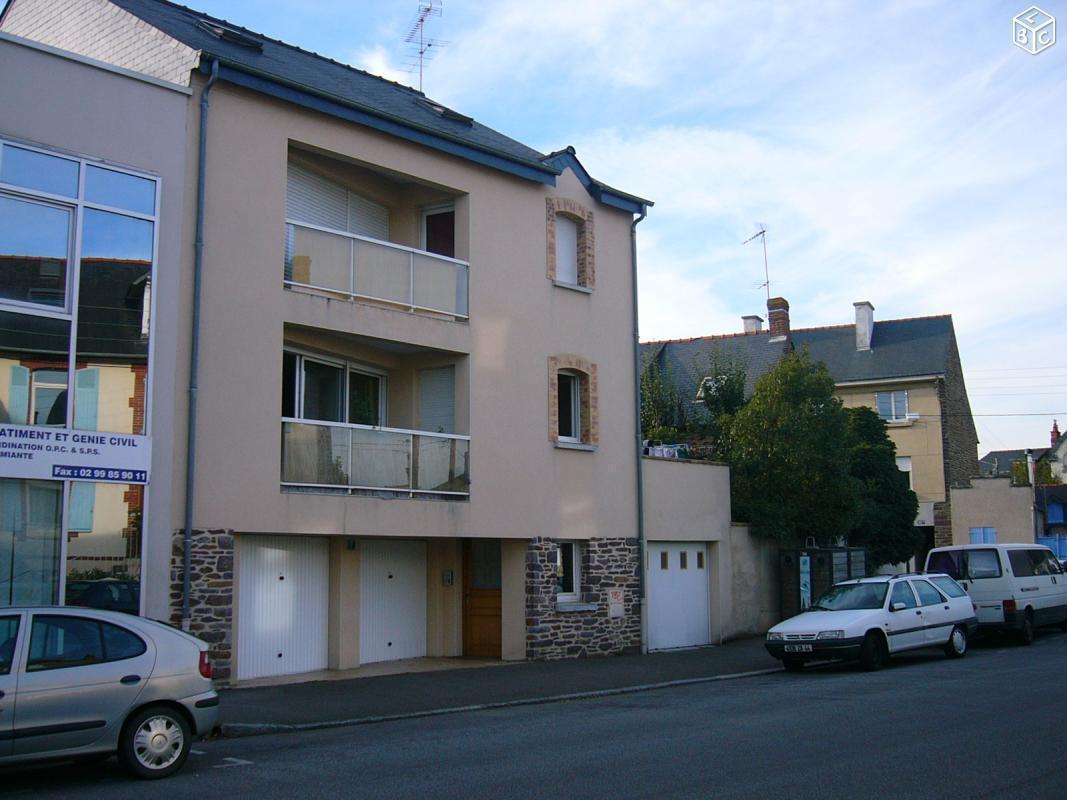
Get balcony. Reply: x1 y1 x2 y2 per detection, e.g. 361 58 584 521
284 221 469 319
281 418 470 497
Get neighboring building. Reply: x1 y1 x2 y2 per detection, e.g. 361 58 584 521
1 0 659 682
642 298 980 555
0 29 189 617
1036 484 1067 559
949 478 1035 546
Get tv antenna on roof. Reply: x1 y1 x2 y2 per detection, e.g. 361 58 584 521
742 224 771 302
404 1 447 93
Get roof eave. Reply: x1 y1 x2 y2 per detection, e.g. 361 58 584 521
542 147 652 214
199 58 561 186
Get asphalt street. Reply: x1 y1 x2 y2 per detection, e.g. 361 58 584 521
4 632 1067 799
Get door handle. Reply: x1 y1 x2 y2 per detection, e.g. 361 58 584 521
120 675 141 685
915 610 922 615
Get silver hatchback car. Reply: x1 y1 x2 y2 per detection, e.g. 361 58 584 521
0 607 219 779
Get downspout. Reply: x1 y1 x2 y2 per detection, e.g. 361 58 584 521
182 59 219 631
630 207 648 652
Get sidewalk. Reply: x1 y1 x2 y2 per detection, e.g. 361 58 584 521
217 636 781 737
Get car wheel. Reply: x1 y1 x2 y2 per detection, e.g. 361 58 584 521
859 632 887 671
943 626 967 659
1017 612 1034 646
118 705 191 780
782 657 804 672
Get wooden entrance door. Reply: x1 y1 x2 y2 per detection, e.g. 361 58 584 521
463 539 501 658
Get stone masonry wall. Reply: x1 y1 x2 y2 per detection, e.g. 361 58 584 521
170 528 234 683
526 537 641 660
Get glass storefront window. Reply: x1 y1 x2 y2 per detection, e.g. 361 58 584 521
0 311 72 426
0 478 63 607
0 194 72 309
0 144 79 198
85 165 155 216
64 482 141 615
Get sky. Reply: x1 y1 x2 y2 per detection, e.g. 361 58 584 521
189 0 1066 455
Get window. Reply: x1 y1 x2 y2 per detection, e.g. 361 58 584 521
26 614 145 671
911 579 946 606
1 479 63 607
423 207 455 258
876 390 910 421
969 527 997 545
546 198 594 290
890 581 918 609
281 350 386 427
660 551 669 569
0 616 19 675
555 541 580 602
696 550 705 569
895 456 913 489
549 356 598 447
929 576 968 598
679 551 688 569
966 549 1002 579
30 369 68 426
557 371 580 442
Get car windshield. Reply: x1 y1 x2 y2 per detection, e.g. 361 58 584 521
810 583 888 611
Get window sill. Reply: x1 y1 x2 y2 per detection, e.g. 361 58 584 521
552 280 593 295
886 418 916 428
555 441 596 452
556 601 597 613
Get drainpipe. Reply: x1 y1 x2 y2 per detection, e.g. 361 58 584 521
630 207 648 652
182 59 219 631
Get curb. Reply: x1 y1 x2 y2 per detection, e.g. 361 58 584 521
219 665 783 738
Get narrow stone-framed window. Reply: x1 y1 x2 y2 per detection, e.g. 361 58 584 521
546 198 594 290
555 541 580 602
548 355 598 448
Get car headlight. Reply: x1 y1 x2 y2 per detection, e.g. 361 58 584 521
766 632 784 641
816 630 844 639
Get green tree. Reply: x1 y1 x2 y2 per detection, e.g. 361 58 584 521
844 406 920 566
640 357 687 440
726 350 854 545
699 351 746 455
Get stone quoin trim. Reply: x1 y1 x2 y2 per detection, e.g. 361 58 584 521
545 197 595 289
170 528 234 682
547 354 599 446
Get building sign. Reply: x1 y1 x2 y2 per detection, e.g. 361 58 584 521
0 423 150 485
608 588 625 618
799 554 812 610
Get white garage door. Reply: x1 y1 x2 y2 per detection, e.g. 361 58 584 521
648 542 711 650
237 535 329 680
360 539 427 664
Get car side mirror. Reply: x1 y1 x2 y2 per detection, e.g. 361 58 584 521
891 602 906 612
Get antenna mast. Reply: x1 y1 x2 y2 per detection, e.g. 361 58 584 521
742 225 770 302
404 2 446 93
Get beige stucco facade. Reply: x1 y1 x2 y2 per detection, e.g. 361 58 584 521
836 378 945 506
950 478 1035 545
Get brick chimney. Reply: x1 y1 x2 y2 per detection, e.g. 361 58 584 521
854 301 874 351
1053 419 1062 449
767 297 790 340
742 314 764 333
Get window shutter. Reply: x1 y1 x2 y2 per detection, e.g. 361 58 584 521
555 216 578 284
418 367 455 434
286 163 347 231
8 366 29 424
347 192 389 241
69 482 95 532
74 368 99 430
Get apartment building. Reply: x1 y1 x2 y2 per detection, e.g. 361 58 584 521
1 0 654 682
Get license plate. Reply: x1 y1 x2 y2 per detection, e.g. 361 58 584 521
784 644 812 653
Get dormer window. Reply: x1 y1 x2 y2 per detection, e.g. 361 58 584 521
197 20 264 50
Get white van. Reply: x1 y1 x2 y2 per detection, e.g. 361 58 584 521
924 544 1067 644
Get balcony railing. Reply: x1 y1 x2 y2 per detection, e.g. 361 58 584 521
284 220 469 318
281 418 470 496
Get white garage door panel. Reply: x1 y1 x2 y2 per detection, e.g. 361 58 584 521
360 540 427 664
648 542 711 651
237 535 329 681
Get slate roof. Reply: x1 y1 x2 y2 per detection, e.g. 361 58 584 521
641 315 958 404
101 0 650 209
979 449 1049 477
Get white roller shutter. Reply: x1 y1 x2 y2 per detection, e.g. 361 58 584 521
237 535 329 680
418 366 455 434
287 163 389 241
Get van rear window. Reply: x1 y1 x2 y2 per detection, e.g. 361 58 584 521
927 549 1001 579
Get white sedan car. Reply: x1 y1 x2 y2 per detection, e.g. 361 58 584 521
765 574 977 672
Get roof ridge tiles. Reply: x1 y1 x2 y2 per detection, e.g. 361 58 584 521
642 312 954 345
640 331 770 346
